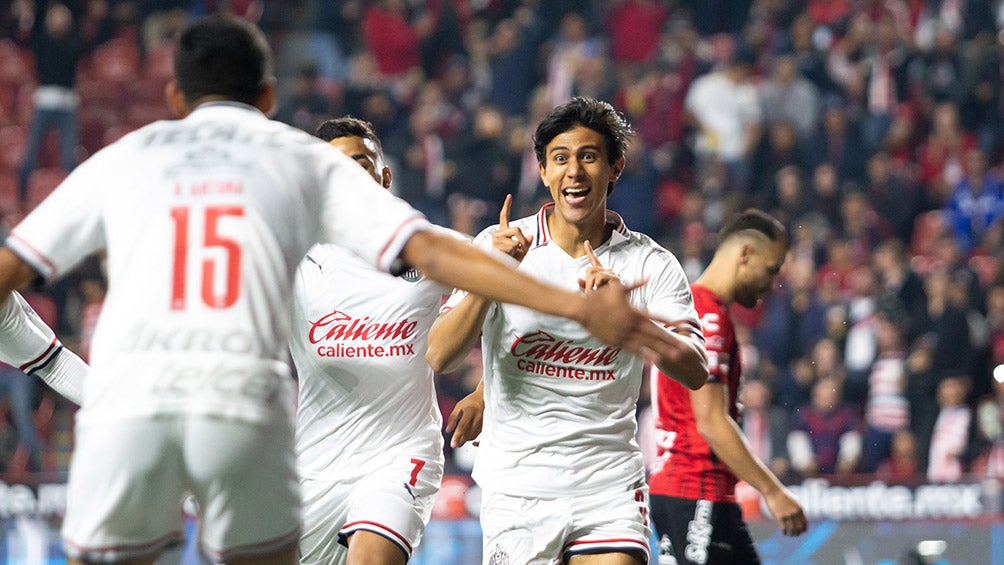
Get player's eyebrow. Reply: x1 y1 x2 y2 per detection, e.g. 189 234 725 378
548 144 602 154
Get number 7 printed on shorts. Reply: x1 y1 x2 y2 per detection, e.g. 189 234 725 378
408 458 426 487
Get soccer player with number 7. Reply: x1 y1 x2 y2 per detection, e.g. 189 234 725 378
0 17 694 565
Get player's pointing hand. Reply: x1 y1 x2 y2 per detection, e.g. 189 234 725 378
492 194 533 263
578 240 620 293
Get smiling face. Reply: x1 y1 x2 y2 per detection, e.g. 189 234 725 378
328 135 390 189
538 125 624 230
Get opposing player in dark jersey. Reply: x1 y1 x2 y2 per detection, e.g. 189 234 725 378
649 210 807 564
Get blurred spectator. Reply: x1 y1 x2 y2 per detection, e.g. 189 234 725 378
607 139 658 237
864 150 926 244
448 103 516 233
544 11 603 106
927 374 974 482
689 0 753 36
813 95 869 185
841 265 882 401
751 124 814 207
876 429 920 482
806 0 853 28
956 30 1001 155
740 378 792 478
14 3 103 206
916 24 964 111
816 237 856 299
944 147 1004 252
486 14 543 119
873 238 930 345
398 101 452 227
837 190 892 259
775 337 846 416
860 11 913 152
759 52 821 142
808 162 843 233
786 12 837 96
860 312 910 472
685 48 762 194
275 63 331 134
415 0 468 78
973 372 1004 478
603 0 669 65
923 265 976 380
757 257 829 371
788 375 862 476
0 364 42 475
362 0 421 77
917 102 976 205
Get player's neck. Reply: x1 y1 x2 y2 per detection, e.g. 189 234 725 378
547 210 611 258
695 261 733 306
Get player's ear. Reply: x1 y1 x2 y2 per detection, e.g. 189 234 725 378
165 81 191 118
381 166 393 190
740 243 752 263
610 155 625 181
255 77 277 116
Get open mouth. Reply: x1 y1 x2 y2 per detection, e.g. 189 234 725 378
562 186 591 205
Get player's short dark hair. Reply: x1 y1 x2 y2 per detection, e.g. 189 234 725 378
533 97 633 167
174 15 273 107
719 209 789 249
315 116 383 157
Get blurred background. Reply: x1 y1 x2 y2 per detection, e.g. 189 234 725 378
1 0 1004 562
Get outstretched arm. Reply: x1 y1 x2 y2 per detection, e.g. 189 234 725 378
427 195 532 373
0 278 87 404
403 230 691 363
691 381 806 536
581 241 707 390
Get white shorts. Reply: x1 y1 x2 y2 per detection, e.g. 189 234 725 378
62 414 300 563
480 483 651 565
299 450 443 564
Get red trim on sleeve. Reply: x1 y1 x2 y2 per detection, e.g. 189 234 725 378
376 216 427 271
6 234 56 278
341 520 413 554
19 338 59 373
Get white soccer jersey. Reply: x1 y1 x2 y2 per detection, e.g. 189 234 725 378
291 230 462 479
6 102 428 426
443 204 700 498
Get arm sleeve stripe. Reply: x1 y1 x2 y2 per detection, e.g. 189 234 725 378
20 338 62 374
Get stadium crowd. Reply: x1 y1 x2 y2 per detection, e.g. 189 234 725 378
1 0 1004 492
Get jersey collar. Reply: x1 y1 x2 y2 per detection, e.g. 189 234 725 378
533 203 631 249
192 100 266 115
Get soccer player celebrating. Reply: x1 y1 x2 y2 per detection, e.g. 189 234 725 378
649 210 808 565
293 117 479 565
427 97 708 565
0 16 687 565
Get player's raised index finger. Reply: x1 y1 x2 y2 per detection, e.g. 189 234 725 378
584 240 603 268
499 194 512 229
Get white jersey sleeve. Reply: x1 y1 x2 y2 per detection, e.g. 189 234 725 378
0 292 85 404
2 103 432 424
440 225 511 313
631 234 701 334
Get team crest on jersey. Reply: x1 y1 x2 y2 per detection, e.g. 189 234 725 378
487 546 509 565
400 267 422 283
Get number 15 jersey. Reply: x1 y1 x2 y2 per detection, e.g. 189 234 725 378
5 102 428 426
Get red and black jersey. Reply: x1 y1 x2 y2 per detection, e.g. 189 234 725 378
649 283 741 503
